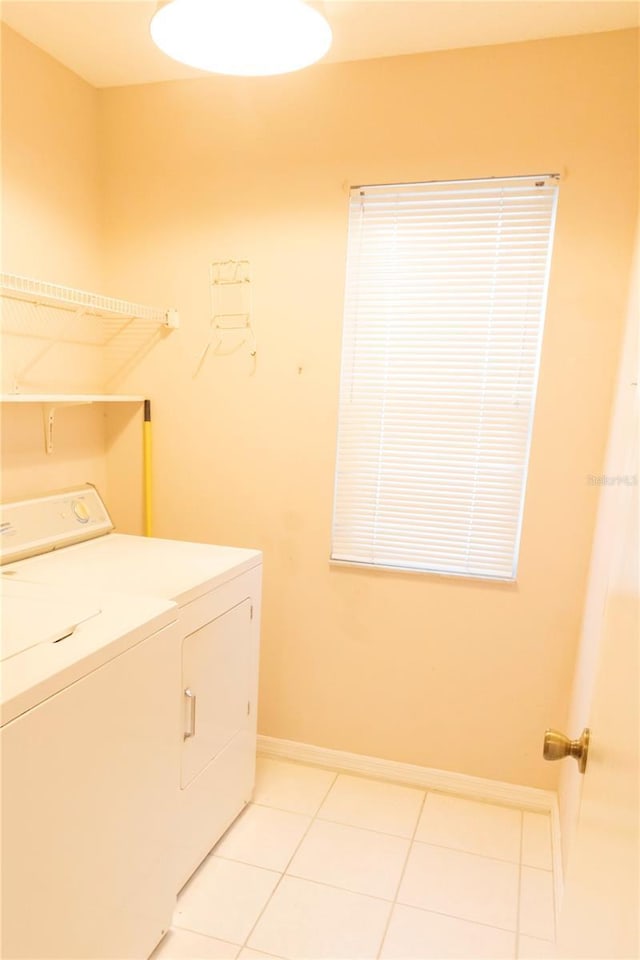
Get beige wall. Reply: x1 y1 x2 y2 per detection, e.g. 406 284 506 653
99 29 638 789
1 26 100 285
1 26 108 501
1 24 636 789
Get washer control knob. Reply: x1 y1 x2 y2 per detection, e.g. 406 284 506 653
72 500 90 524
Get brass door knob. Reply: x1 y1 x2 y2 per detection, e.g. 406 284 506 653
543 728 590 774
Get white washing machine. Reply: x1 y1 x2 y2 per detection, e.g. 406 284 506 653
1 577 182 960
1 484 263 891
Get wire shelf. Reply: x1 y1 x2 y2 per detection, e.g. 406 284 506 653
1 272 179 394
0 273 179 327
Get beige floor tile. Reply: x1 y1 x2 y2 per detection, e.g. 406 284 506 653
522 813 553 870
150 928 239 959
415 793 522 862
518 934 558 958
173 856 280 944
214 803 311 871
398 841 519 930
253 758 336 815
287 818 410 900
381 903 516 959
238 950 284 959
519 866 556 941
318 773 425 837
248 876 391 959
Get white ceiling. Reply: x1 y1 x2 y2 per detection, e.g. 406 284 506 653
2 0 638 88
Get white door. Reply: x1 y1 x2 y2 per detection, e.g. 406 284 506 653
555 251 638 958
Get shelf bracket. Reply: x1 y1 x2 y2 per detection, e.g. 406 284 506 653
43 405 55 454
42 401 90 455
165 308 180 329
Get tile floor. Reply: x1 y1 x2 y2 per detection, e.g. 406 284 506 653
152 758 556 960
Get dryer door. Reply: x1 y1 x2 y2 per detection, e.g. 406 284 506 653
181 598 252 788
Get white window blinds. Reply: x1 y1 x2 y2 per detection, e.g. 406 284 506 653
331 175 559 581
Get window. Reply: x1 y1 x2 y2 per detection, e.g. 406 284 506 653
331 175 559 581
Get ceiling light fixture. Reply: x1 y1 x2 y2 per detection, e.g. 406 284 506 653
150 0 332 77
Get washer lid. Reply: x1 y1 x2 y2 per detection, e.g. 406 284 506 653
1 581 177 727
1 581 101 660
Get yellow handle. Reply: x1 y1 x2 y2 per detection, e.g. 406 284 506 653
143 400 152 537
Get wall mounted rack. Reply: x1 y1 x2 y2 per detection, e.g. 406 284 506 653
196 260 256 371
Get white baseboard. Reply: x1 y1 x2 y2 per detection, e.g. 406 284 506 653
257 735 556 812
550 796 565 920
